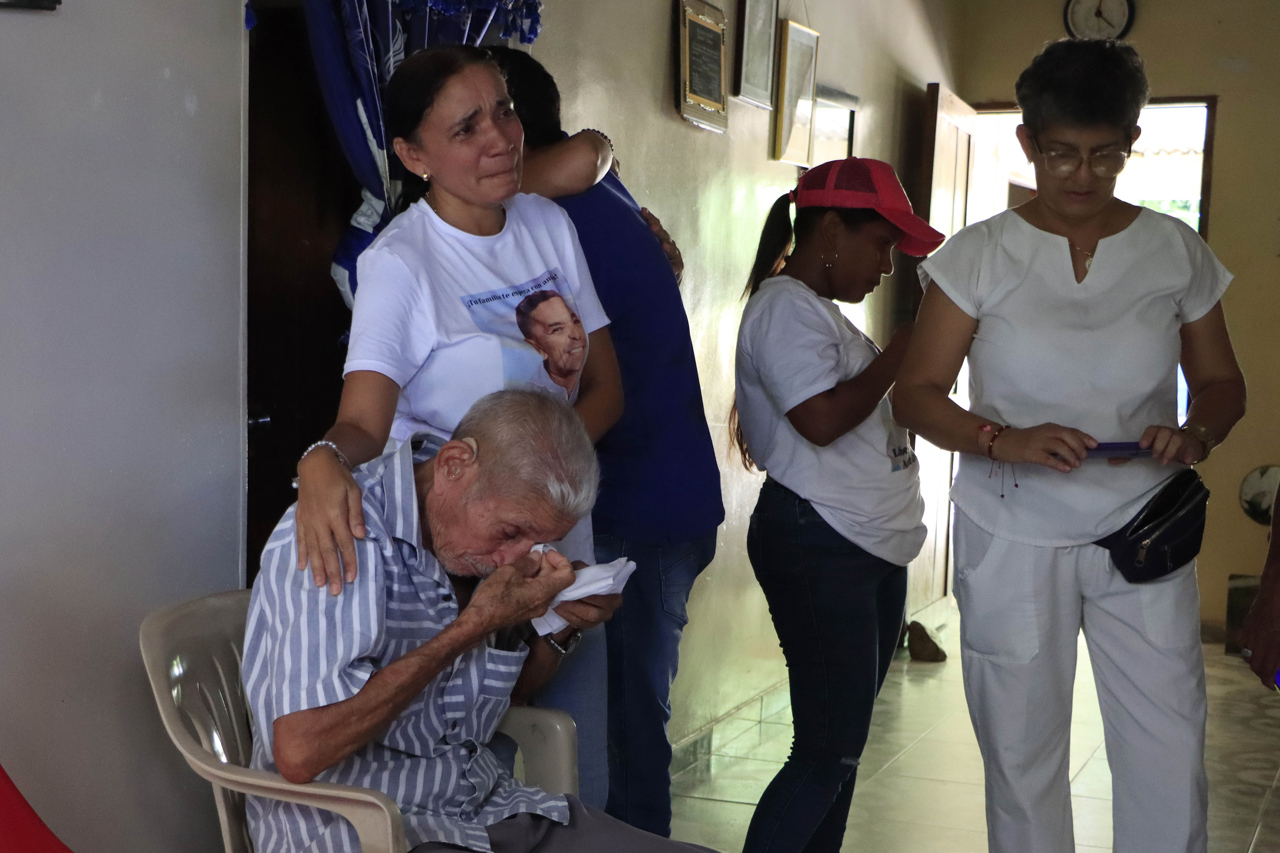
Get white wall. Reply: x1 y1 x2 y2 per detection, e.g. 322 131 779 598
0 0 959 845
528 0 958 742
0 1 246 850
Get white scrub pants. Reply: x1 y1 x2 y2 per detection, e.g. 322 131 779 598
952 510 1208 853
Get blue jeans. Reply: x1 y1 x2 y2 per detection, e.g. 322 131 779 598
742 479 907 853
532 518 610 809
596 531 718 837
531 622 610 809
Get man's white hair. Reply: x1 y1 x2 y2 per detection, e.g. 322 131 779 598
452 390 599 519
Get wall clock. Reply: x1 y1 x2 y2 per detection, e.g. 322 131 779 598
1064 0 1135 40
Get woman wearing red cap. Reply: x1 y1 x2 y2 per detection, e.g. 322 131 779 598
733 157 944 853
894 40 1246 853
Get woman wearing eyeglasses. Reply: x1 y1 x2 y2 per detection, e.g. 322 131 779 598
893 39 1245 853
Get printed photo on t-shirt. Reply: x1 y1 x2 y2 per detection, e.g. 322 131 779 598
460 268 588 401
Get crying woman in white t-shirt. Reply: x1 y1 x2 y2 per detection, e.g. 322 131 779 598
288 45 625 808
731 158 944 853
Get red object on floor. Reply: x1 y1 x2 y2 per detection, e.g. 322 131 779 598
0 763 75 853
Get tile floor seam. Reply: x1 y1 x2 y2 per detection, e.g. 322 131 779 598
860 710 963 784
1070 739 1106 784
671 601 1279 853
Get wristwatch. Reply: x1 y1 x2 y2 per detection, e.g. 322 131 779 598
545 630 583 657
1181 423 1219 459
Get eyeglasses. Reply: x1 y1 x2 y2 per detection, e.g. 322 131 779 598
1031 139 1131 179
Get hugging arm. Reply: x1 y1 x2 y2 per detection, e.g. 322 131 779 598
522 131 613 199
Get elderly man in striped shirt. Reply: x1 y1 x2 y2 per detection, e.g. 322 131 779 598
243 390 713 853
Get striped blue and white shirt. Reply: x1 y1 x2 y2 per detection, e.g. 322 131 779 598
242 439 570 853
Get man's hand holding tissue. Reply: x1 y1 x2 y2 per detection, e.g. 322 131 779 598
555 593 623 633
550 557 621 643
509 554 624 703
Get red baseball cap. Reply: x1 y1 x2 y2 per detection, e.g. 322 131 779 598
791 158 945 256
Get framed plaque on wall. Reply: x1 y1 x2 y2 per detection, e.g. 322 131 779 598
677 0 729 133
772 19 819 166
734 0 778 109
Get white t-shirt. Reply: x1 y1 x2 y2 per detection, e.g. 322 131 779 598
347 193 610 444
919 208 1232 546
735 276 927 566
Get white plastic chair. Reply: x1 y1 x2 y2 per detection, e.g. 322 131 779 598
140 589 578 853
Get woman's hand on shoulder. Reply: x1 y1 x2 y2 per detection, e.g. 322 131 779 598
993 423 1097 473
296 450 367 595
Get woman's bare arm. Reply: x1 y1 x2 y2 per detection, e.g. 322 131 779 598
574 327 624 442
521 131 613 199
786 323 913 447
1132 302 1246 463
892 286 986 452
296 370 400 593
893 285 1095 471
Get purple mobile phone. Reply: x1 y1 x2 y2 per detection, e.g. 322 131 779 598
1087 442 1152 460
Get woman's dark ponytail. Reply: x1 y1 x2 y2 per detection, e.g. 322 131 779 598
731 192 794 470
743 193 795 298
729 195 890 469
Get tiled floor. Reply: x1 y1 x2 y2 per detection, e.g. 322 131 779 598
669 597 1280 852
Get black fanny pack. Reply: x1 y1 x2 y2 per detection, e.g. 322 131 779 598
1093 469 1210 584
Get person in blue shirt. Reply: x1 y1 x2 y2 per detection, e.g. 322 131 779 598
489 47 726 839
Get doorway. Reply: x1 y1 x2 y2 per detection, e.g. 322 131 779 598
245 1 362 583
905 91 1216 617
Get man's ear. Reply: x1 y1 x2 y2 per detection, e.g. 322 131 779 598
435 439 479 483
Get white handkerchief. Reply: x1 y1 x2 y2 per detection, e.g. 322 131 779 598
531 556 637 636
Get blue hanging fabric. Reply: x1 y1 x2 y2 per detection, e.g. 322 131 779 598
301 0 544 306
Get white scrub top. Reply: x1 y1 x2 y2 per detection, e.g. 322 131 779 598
919 208 1231 547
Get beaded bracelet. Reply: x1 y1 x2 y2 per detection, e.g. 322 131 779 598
979 424 1011 460
987 425 1011 460
292 440 352 489
583 127 614 155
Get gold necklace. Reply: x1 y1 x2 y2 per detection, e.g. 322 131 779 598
1070 242 1095 270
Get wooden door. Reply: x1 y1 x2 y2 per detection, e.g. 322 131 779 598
246 6 362 583
904 83 976 616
